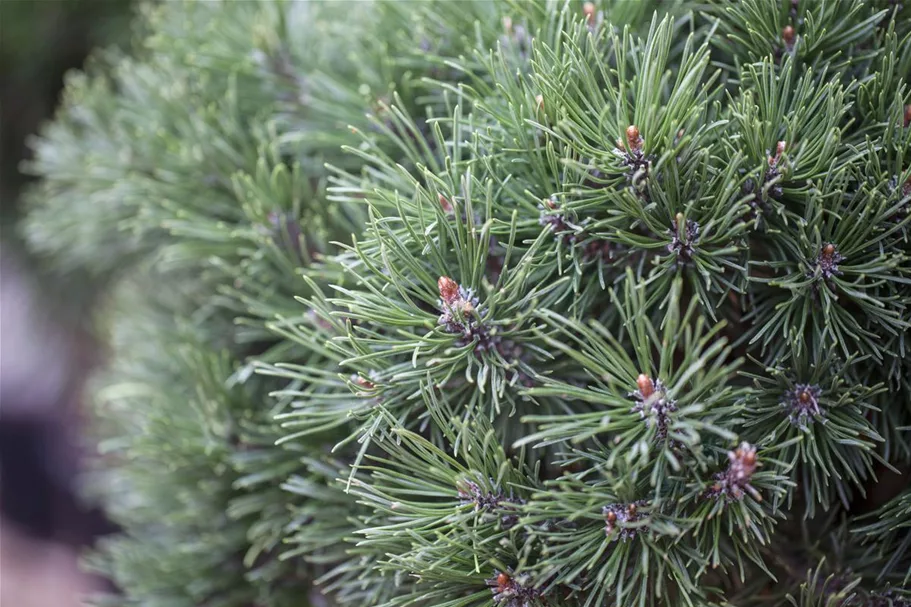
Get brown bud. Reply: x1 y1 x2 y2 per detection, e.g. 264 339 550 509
496 572 510 590
438 276 460 304
769 141 787 166
799 390 811 403
627 503 638 516
605 510 617 523
637 373 654 398
535 94 544 110
626 125 642 151
438 193 453 213
904 104 911 128
356 377 374 389
544 197 557 210
583 2 596 25
782 25 795 47
743 450 757 465
823 243 836 256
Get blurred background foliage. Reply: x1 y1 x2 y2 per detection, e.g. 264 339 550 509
1 0 135 344
0 3 135 586
1 0 133 236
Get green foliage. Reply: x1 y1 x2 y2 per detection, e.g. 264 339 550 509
22 0 911 606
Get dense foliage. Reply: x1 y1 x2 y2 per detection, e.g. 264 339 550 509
23 1 911 606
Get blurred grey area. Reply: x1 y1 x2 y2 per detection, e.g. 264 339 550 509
1 1 132 604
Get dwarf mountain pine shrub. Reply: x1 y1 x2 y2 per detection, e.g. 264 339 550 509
23 1 911 606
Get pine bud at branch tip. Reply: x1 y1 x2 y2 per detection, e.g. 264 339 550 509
626 125 641 151
637 373 654 398
535 94 544 110
438 276 459 304
904 104 911 128
769 140 786 166
438 193 452 213
497 572 510 589
782 25 795 46
823 243 836 257
708 442 759 501
583 2 596 25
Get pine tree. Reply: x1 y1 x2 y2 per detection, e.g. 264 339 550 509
21 1 911 606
